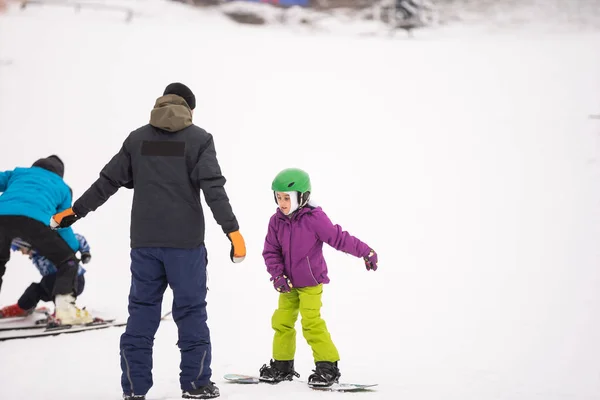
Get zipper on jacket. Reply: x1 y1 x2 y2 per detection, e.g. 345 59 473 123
288 221 293 284
306 257 318 285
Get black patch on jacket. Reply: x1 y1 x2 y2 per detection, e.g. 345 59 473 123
141 141 185 157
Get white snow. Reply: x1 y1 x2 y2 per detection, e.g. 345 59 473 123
0 1 600 399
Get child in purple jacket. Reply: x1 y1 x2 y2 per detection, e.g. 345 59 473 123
259 168 378 387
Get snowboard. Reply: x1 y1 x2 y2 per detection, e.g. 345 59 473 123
224 374 260 384
224 373 300 385
224 374 377 391
309 383 378 392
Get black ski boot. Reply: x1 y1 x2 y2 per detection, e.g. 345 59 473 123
308 361 341 387
182 381 220 399
259 359 300 383
123 395 145 400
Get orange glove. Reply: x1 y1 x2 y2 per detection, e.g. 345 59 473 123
50 208 80 229
227 230 246 263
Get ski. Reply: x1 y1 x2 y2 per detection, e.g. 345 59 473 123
0 318 53 332
0 319 126 341
0 306 51 319
0 307 53 331
0 311 172 341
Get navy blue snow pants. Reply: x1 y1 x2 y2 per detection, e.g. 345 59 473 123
120 245 211 396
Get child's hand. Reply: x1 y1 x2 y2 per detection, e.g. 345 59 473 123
272 275 293 293
80 252 92 264
364 249 378 271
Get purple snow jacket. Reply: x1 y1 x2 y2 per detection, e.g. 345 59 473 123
262 206 371 288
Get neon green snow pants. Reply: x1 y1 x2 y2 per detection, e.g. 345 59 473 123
271 284 340 362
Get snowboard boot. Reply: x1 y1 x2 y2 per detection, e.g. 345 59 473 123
182 381 220 399
308 361 341 387
259 359 300 383
54 294 93 325
0 303 33 318
123 395 145 400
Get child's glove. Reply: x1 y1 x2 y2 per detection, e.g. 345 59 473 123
227 231 246 263
50 207 81 229
11 238 31 252
272 275 293 293
364 249 378 271
80 252 91 264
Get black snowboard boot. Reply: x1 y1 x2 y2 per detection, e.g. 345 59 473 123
123 395 145 400
182 381 220 399
259 359 300 383
308 361 341 387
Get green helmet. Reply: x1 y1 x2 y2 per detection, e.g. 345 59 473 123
271 168 311 193
271 168 311 208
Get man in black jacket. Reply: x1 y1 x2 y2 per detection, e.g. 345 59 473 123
53 83 246 400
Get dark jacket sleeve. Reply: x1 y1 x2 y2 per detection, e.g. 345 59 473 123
190 135 239 234
74 139 133 217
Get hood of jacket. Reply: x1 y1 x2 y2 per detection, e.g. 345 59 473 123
149 94 193 132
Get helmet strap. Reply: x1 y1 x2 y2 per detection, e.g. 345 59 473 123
299 191 311 208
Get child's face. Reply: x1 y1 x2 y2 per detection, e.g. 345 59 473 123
19 248 31 255
276 192 292 214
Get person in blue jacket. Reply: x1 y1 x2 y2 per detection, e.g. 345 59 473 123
0 155 93 325
0 233 92 318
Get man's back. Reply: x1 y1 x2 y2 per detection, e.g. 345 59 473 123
127 123 221 248
73 94 239 249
